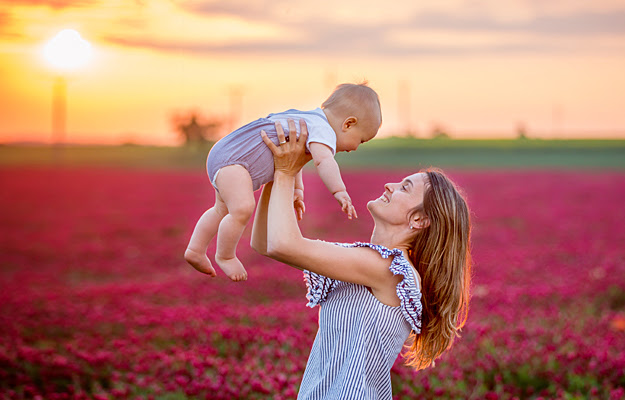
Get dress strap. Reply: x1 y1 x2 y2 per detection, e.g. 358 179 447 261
353 242 423 333
303 242 423 333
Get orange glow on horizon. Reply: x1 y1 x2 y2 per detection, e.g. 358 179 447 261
1 2 625 145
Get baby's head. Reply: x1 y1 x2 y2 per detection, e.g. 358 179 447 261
321 82 382 152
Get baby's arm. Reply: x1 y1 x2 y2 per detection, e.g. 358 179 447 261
295 169 304 192
294 170 305 220
309 142 357 219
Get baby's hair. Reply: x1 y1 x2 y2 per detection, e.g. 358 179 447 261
321 82 382 126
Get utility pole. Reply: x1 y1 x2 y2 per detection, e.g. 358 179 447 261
228 86 243 133
52 76 67 144
398 79 413 136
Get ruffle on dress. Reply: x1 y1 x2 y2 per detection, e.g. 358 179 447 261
303 269 340 308
303 242 422 334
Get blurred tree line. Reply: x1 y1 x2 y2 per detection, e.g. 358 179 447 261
171 111 224 146
172 111 532 144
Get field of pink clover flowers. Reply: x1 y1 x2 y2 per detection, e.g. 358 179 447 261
0 166 624 399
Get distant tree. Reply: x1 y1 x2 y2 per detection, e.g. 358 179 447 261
517 122 528 139
172 111 223 145
430 123 450 139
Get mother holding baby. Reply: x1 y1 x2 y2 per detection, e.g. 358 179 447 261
251 119 472 399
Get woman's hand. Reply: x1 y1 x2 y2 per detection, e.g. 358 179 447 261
261 119 312 177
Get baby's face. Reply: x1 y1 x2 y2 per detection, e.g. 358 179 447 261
336 123 378 153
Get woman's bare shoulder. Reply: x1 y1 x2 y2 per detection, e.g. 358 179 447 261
280 238 395 288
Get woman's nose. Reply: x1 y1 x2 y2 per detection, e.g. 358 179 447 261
384 183 393 192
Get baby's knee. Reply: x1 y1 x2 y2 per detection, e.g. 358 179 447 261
228 199 255 223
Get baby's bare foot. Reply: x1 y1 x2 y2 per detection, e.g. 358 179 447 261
184 248 216 277
215 255 248 282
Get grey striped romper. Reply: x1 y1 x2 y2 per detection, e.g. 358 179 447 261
206 108 336 192
300 242 423 400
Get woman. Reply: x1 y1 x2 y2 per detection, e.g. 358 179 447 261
251 119 472 399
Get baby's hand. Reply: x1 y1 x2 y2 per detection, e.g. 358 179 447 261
294 188 306 221
334 190 357 220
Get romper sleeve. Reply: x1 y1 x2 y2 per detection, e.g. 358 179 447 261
305 109 337 155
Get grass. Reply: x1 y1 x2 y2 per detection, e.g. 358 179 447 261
1 137 624 170
335 137 625 169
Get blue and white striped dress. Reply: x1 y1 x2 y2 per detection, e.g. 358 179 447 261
299 242 422 400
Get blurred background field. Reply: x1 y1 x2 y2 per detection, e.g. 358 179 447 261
2 138 625 170
1 141 625 399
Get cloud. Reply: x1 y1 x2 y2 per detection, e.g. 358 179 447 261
530 11 625 34
181 0 625 34
6 0 624 57
2 0 98 9
0 10 9 26
182 0 281 20
0 11 23 40
180 0 427 29
407 10 625 35
102 31 587 58
102 4 625 57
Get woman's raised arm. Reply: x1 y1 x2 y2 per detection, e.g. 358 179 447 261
259 120 399 290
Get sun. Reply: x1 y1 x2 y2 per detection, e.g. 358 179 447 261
44 29 92 71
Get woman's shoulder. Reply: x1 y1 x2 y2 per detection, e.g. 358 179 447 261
326 241 401 271
350 241 403 257
350 242 416 275
348 242 419 286
333 241 410 269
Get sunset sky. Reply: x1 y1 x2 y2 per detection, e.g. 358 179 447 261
1 0 624 145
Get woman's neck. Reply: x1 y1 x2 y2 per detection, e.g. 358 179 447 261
369 225 411 252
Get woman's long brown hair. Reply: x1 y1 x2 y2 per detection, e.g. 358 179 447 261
404 169 472 370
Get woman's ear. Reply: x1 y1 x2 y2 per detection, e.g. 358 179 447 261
411 212 430 230
342 116 357 131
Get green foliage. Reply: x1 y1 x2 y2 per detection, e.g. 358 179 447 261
593 285 625 312
158 391 191 400
336 138 625 169
1 138 624 170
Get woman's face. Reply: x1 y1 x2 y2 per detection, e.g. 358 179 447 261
367 172 428 226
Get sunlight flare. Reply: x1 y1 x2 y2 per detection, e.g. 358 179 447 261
44 29 92 71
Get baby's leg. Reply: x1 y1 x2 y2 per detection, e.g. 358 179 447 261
214 164 256 281
185 192 228 277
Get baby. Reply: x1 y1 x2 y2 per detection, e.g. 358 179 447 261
184 83 382 281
